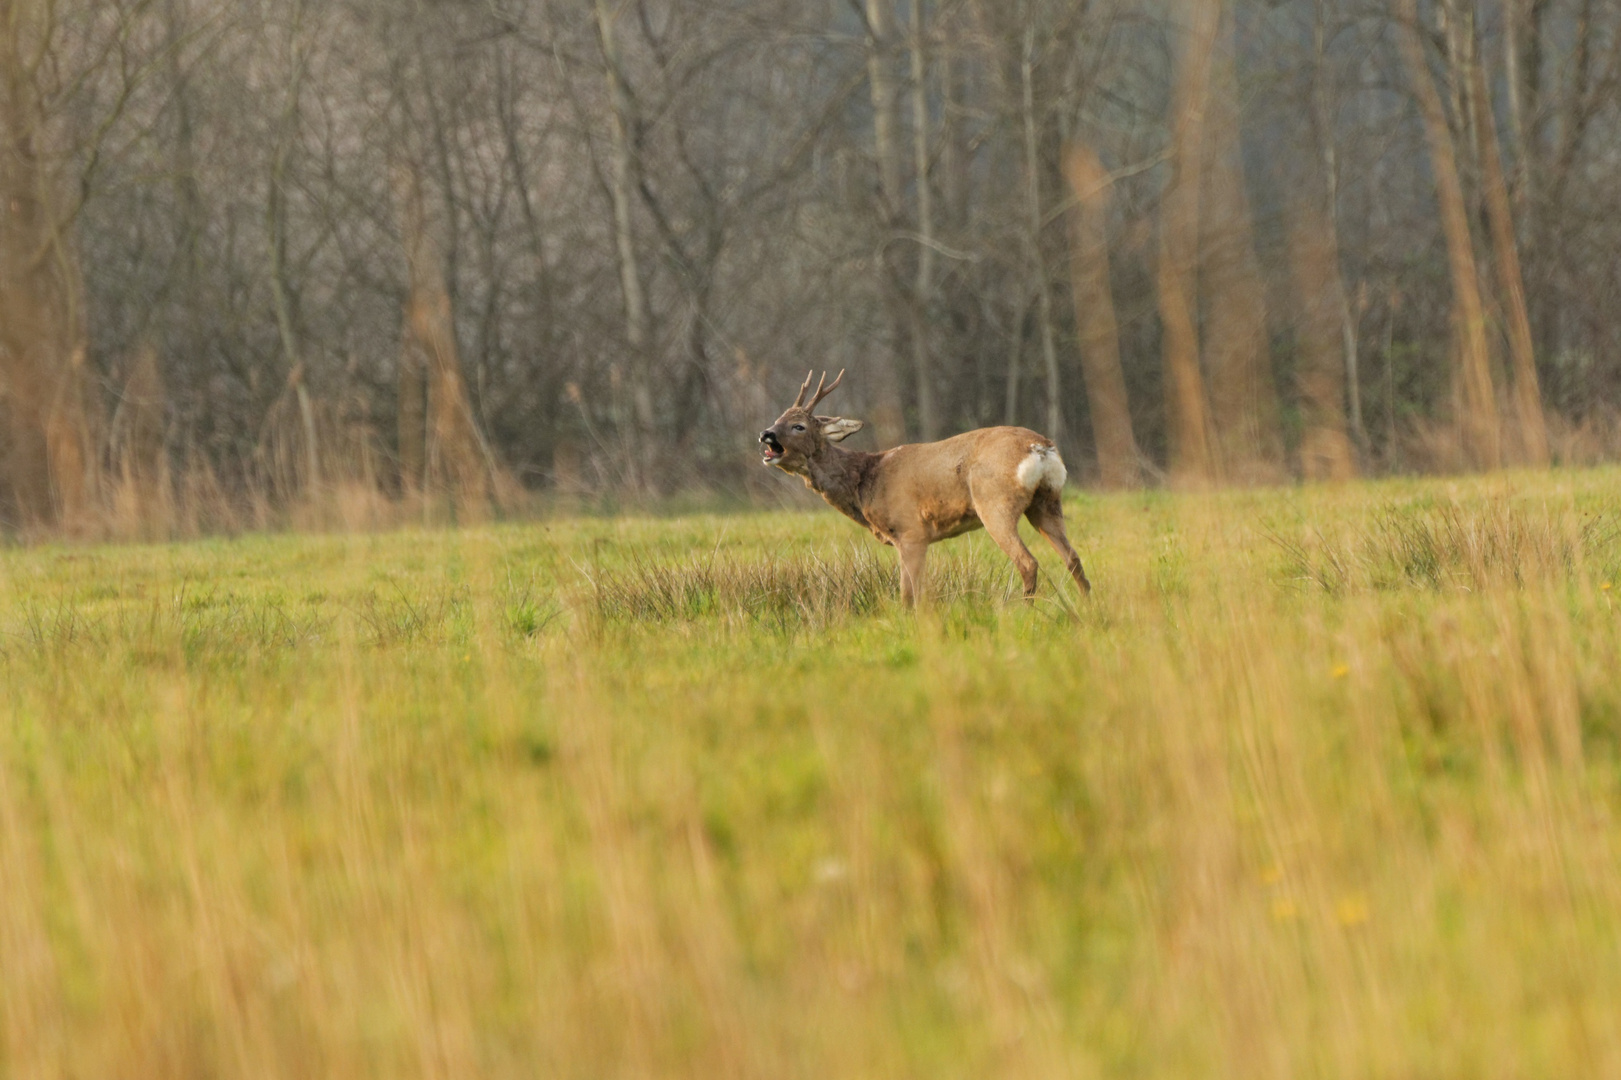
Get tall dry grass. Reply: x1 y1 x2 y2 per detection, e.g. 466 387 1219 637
1 471 1619 1077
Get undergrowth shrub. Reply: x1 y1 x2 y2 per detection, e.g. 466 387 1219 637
354 584 471 646
580 543 1021 630
1271 500 1621 593
2 594 329 662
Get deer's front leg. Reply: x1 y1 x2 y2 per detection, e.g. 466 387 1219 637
897 538 929 608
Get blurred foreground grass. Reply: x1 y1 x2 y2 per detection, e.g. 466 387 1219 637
3 470 1621 1078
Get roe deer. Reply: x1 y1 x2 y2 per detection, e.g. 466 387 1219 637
760 370 1091 606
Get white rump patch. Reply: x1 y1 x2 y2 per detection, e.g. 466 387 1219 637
1016 443 1068 493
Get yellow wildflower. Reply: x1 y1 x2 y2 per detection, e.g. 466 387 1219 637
1336 895 1370 927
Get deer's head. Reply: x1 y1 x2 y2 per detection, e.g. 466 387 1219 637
760 370 864 473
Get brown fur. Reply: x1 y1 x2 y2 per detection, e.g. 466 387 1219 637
760 371 1091 606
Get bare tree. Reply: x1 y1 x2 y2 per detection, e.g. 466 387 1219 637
862 0 910 447
265 0 320 493
1395 0 1498 470
108 344 169 529
1287 196 1358 482
908 0 939 440
1200 5 1281 481
593 0 655 483
1019 17 1063 447
1062 143 1141 488
0 0 108 529
397 159 496 508
1159 0 1221 486
1467 14 1548 465
1306 0 1366 454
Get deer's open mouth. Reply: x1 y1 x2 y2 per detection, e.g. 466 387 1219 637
761 433 785 464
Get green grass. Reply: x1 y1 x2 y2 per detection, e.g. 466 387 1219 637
3 470 1621 1077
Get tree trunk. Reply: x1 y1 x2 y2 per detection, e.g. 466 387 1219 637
1470 30 1549 466
1518 0 1557 366
909 0 938 440
594 0 655 477
864 0 909 448
266 12 318 494
1020 23 1062 445
1503 0 1531 210
1159 0 1221 486
1286 199 1358 482
1439 1 1481 207
1062 144 1141 488
1201 7 1281 481
1310 0 1366 453
398 326 427 494
0 0 99 530
1396 0 1499 470
938 47 971 231
1290 9 1360 483
397 162 493 508
1003 288 1029 427
110 344 169 530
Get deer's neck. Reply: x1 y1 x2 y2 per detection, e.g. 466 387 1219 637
802 446 879 530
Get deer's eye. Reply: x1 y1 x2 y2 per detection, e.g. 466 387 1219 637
792 424 806 432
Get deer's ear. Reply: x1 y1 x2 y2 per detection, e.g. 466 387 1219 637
818 416 864 443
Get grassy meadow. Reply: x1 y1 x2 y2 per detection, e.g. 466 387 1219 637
3 470 1621 1078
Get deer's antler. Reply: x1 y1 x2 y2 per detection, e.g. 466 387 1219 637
791 369 816 408
808 369 845 411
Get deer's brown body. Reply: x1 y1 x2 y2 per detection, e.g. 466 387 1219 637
760 371 1091 605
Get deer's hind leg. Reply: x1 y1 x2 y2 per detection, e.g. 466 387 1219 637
897 537 929 608
1025 489 1091 594
977 496 1040 598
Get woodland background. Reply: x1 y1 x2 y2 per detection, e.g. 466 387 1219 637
2 0 1619 534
